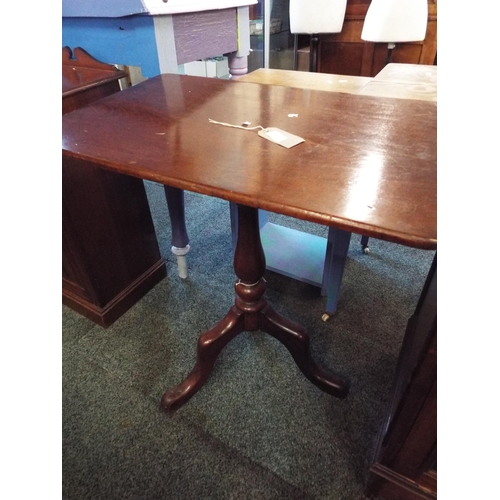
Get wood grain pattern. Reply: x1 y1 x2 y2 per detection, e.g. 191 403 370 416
239 65 436 105
373 63 437 84
173 9 238 65
359 63 437 102
238 68 372 94
62 74 436 250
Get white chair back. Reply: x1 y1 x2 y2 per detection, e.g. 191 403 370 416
289 0 347 34
361 0 428 42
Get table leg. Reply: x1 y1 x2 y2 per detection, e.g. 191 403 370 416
228 54 249 78
229 202 267 251
161 204 349 413
164 186 190 279
361 235 370 254
321 228 352 322
227 6 250 79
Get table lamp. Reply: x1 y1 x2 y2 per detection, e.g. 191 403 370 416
361 0 428 64
289 0 347 72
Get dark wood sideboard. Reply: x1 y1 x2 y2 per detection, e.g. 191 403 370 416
317 0 437 77
366 257 437 499
62 47 166 327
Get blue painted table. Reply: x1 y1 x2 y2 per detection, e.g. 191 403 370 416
62 0 256 77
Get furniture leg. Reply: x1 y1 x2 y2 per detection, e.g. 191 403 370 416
229 201 238 250
164 186 190 278
229 202 268 251
258 304 349 396
161 204 349 413
160 307 246 412
232 204 352 323
321 228 352 322
228 53 249 78
227 6 250 79
310 34 320 72
361 235 370 254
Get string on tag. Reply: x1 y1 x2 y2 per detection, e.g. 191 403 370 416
208 119 265 132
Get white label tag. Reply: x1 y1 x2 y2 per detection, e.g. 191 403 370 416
267 129 288 142
258 127 305 148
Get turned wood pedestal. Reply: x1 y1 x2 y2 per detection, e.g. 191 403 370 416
161 205 349 412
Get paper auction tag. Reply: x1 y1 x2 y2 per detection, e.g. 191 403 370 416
258 127 305 148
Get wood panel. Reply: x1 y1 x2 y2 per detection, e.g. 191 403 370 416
173 9 238 65
318 0 437 77
366 257 437 499
62 47 166 327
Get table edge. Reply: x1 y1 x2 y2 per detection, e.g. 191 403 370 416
62 149 437 252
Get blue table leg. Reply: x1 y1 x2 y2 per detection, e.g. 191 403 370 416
321 228 352 321
164 186 190 278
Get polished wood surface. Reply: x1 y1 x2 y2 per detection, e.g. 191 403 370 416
62 74 436 250
359 63 437 102
62 73 436 411
239 65 436 101
373 63 437 84
237 67 437 495
62 47 166 327
238 68 372 94
62 46 127 95
62 46 128 115
235 65 436 318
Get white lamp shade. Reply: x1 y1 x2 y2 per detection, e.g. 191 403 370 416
289 0 347 34
361 0 428 43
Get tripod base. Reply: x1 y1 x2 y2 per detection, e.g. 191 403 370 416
161 205 349 413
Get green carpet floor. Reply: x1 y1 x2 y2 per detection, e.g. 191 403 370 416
62 181 435 499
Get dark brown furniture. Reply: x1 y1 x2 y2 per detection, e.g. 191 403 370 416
62 73 436 413
62 47 166 327
366 257 437 499
317 0 437 77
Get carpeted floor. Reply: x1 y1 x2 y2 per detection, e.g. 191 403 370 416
62 181 435 499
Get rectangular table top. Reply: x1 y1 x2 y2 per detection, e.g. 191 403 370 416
240 65 436 102
238 69 372 95
62 74 436 250
359 63 437 102
373 63 437 85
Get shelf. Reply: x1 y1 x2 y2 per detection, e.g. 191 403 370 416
260 222 326 287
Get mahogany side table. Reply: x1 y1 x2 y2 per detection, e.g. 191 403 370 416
62 74 436 411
